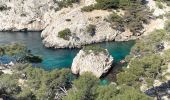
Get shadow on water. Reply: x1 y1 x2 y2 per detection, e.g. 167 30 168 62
100 61 127 84
145 80 170 100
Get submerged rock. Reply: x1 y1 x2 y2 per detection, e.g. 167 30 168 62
71 48 113 78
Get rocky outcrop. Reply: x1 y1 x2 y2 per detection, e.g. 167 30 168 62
0 0 96 31
0 0 136 48
41 8 118 48
0 0 60 31
71 49 113 78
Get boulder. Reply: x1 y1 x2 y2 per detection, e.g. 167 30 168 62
71 48 113 78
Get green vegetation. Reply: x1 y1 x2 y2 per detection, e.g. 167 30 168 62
86 24 96 36
107 12 123 23
63 73 98 100
81 0 151 35
117 28 170 88
94 0 120 10
0 74 21 99
157 0 170 6
83 45 107 55
0 64 71 99
58 28 72 40
0 43 42 63
0 43 27 56
117 54 164 86
165 20 170 32
130 29 166 56
106 12 124 31
81 0 131 11
0 63 153 100
81 5 95 12
119 3 151 35
156 1 164 9
54 0 79 9
0 4 10 11
63 73 151 100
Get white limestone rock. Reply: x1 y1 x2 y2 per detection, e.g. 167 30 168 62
71 49 113 78
0 0 59 31
0 0 97 31
41 8 117 48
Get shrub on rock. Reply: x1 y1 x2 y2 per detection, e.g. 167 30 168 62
81 5 95 12
86 24 96 36
58 28 72 40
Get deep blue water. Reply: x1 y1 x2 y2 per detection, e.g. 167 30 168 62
0 32 135 70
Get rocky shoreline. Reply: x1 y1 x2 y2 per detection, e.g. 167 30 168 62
0 0 169 49
0 0 139 49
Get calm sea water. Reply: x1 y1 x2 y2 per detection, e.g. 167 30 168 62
0 32 135 70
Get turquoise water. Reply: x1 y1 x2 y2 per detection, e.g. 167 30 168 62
0 32 135 70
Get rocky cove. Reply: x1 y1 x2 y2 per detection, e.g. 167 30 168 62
0 0 140 49
0 32 135 70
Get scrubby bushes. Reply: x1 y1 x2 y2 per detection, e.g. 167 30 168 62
130 29 166 56
95 0 120 10
81 5 95 12
0 43 27 56
0 74 21 99
117 29 170 89
104 1 152 35
1 64 72 100
0 4 10 11
86 24 96 36
0 43 43 63
82 0 120 11
107 13 125 31
83 45 107 55
58 28 72 40
54 0 79 9
63 73 152 100
82 0 151 35
165 20 170 32
0 62 153 100
107 13 123 23
156 1 164 9
81 0 131 11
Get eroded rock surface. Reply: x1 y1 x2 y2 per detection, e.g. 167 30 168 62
41 9 117 48
71 49 113 78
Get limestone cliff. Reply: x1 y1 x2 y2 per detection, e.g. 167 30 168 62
41 9 117 48
0 0 58 31
1 0 169 48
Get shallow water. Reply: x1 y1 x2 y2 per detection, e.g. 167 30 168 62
0 32 135 70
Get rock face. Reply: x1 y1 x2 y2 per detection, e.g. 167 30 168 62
1 0 159 48
71 49 113 78
41 8 118 48
0 0 60 31
0 0 96 31
0 0 122 48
